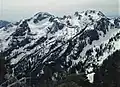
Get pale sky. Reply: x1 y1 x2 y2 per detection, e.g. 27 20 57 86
0 0 120 22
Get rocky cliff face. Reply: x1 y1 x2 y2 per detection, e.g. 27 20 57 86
0 10 120 87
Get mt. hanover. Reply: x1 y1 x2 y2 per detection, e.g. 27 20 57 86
0 10 120 87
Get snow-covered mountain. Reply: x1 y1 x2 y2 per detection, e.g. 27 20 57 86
0 10 120 87
0 20 11 29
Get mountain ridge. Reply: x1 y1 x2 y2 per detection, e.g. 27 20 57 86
0 20 11 29
0 10 120 87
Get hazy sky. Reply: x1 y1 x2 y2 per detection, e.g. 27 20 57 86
0 0 119 22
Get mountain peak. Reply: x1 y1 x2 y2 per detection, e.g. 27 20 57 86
30 12 53 23
34 12 53 18
83 10 105 16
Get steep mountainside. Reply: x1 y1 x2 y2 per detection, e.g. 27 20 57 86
94 50 120 87
0 10 120 87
